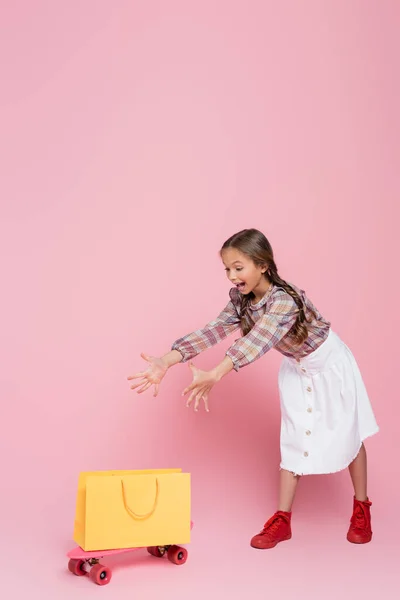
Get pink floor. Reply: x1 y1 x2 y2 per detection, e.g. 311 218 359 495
2 480 398 600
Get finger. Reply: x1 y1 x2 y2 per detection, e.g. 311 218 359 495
140 352 152 362
127 372 147 380
186 389 198 407
137 381 152 394
203 395 210 413
153 383 159 397
194 393 203 412
182 383 195 397
130 378 147 390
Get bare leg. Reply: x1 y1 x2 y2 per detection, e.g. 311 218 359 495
348 443 368 501
278 469 300 512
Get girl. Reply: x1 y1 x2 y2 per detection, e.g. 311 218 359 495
128 229 379 548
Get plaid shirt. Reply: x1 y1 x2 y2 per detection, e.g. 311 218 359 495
171 284 331 371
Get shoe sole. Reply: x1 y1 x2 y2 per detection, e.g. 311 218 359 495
251 534 292 550
347 534 372 544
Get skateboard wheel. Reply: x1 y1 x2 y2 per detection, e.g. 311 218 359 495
167 545 188 565
147 546 164 558
68 558 86 576
89 564 112 586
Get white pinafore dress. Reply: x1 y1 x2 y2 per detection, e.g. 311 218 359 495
278 329 379 476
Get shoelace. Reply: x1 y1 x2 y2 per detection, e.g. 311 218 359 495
351 505 368 531
260 514 286 536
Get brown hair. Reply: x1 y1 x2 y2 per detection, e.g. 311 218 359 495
220 228 310 345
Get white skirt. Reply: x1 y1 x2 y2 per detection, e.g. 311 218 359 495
278 329 379 476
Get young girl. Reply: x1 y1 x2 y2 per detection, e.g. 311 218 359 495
128 229 379 548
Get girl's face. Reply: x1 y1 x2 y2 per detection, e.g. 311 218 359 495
221 248 269 299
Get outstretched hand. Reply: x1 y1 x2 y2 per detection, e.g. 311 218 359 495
127 353 168 397
182 363 220 412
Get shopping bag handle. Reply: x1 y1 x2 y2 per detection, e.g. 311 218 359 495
121 478 159 520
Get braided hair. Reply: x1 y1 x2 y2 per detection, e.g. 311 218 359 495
220 228 311 345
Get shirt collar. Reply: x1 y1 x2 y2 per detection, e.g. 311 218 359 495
249 284 275 310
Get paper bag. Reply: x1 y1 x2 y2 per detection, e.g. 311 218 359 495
73 469 191 551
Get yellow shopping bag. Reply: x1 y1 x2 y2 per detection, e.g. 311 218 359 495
73 469 191 551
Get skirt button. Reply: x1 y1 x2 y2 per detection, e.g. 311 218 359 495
304 451 309 457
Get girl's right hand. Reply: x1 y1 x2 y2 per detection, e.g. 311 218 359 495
127 353 168 397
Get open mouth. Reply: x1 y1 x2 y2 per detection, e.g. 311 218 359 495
236 283 246 292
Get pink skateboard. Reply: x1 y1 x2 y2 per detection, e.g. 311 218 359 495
67 522 193 586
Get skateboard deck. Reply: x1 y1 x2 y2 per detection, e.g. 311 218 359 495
68 545 136 560
67 521 193 586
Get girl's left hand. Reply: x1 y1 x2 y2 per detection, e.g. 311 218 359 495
182 363 219 412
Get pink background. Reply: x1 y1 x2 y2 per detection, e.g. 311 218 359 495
1 1 399 598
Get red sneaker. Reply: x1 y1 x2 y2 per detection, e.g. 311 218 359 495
250 511 292 549
347 497 373 544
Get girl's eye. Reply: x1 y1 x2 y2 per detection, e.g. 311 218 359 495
236 268 243 272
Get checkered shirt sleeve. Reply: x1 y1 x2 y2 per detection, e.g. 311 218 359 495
171 292 241 362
